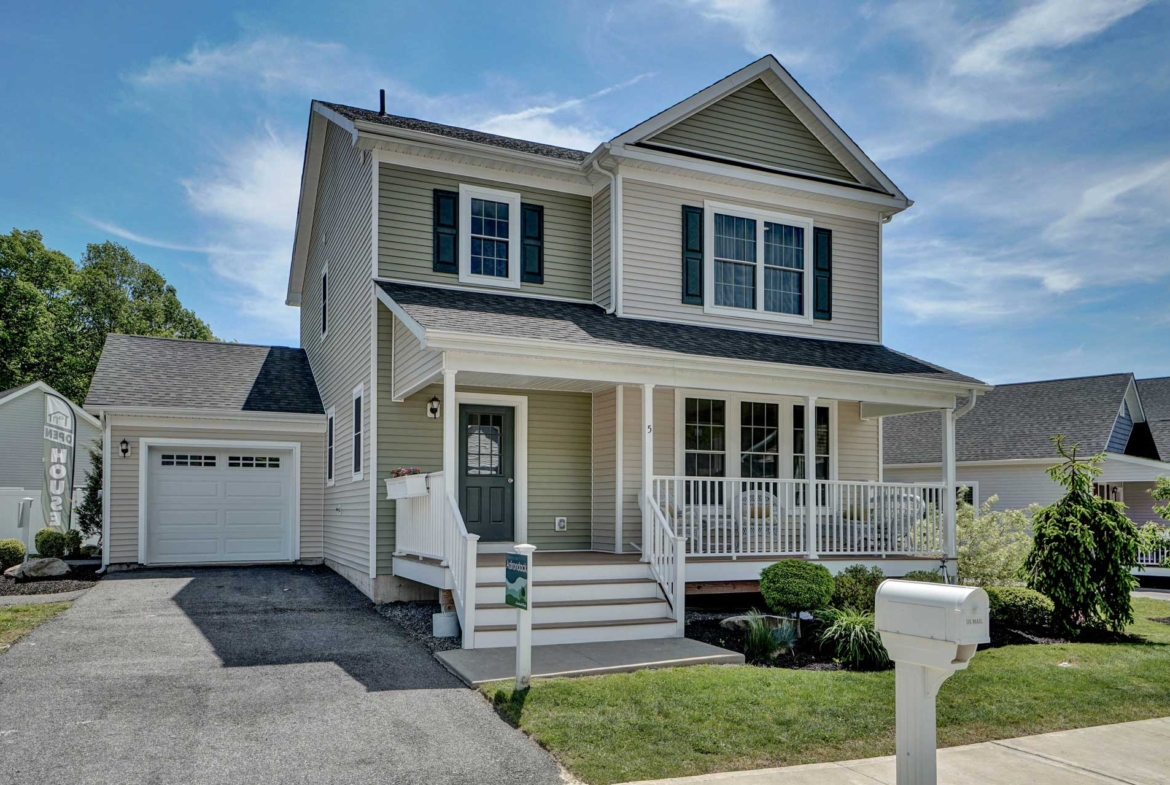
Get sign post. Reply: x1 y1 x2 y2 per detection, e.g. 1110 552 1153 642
506 544 536 690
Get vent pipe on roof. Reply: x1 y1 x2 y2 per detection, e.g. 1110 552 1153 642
379 89 386 116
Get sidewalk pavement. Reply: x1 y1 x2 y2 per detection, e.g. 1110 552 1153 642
621 717 1170 784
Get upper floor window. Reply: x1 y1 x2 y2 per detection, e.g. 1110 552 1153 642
459 184 521 289
703 201 814 324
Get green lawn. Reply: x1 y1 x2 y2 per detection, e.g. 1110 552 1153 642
0 602 72 652
484 597 1170 785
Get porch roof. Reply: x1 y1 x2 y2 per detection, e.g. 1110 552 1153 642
376 281 982 386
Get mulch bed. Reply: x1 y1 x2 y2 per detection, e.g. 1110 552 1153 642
686 609 840 670
378 600 462 652
0 564 102 597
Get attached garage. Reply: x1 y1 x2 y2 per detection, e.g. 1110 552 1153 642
85 335 326 569
143 444 298 564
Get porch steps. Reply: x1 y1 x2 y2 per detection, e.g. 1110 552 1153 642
468 553 677 648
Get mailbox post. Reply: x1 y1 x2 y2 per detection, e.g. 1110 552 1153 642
875 580 990 785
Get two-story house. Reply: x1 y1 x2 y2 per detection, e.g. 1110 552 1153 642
86 56 987 649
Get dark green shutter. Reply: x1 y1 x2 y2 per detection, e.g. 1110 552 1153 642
432 189 458 274
813 227 832 320
681 205 703 304
520 203 544 284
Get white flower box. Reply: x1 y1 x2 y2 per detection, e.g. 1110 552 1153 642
385 473 429 500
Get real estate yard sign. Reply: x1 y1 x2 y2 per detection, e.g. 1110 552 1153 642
42 392 77 531
505 552 529 610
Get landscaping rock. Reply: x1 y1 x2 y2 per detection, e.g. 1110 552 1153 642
4 558 71 581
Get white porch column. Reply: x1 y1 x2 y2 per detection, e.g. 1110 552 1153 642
942 408 957 559
443 369 457 496
641 383 655 560
804 396 818 558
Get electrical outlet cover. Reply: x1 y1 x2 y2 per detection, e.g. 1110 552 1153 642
555 516 567 531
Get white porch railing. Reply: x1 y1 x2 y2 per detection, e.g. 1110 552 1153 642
394 472 480 648
645 495 686 635
1139 539 1169 568
651 477 948 559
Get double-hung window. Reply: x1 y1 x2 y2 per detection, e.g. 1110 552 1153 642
326 407 335 486
740 402 780 479
792 404 831 481
459 184 522 289
704 201 813 322
351 385 363 481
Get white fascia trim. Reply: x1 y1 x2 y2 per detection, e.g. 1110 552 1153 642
287 107 331 306
458 183 522 290
375 286 429 344
373 148 593 197
607 55 905 202
3 381 102 428
612 145 908 212
428 331 989 398
354 119 586 173
702 199 814 326
889 453 1170 472
137 437 302 565
96 407 326 426
454 390 529 544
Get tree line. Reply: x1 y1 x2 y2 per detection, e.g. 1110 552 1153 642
0 228 214 404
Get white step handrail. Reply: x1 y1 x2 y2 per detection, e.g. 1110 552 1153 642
646 494 686 636
439 486 478 649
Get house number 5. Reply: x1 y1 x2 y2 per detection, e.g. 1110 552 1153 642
647 425 653 434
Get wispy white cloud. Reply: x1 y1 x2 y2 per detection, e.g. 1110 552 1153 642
683 0 810 63
79 216 245 255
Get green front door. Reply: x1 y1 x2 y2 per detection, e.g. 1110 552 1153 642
458 404 515 542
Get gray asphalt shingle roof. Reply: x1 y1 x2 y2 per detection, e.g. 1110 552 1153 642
1138 377 1170 461
883 373 1134 465
378 281 981 385
85 334 323 415
319 102 590 163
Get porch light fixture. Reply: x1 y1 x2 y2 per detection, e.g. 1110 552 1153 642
427 396 441 420
119 439 130 458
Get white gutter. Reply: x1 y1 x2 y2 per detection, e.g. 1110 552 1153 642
592 154 620 314
954 389 979 420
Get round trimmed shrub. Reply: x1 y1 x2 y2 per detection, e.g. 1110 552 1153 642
831 564 884 612
987 586 1054 634
34 528 67 559
0 539 25 571
902 570 944 583
760 560 834 615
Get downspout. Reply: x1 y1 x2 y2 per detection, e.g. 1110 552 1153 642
592 152 621 315
954 389 979 420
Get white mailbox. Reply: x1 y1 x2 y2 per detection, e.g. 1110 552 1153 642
875 580 990 785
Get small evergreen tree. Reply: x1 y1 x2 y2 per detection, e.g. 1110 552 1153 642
75 440 103 540
1023 437 1142 636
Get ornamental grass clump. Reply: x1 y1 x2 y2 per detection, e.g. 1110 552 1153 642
1023 437 1143 637
817 607 889 670
742 610 797 664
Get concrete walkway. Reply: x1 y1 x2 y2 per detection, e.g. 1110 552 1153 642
437 637 743 685
621 717 1170 784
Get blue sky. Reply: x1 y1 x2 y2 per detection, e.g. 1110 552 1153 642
3 0 1168 384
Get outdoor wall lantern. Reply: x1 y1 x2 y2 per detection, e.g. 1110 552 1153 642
119 439 130 458
427 396 442 420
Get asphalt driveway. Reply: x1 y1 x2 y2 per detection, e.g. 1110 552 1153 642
0 565 562 785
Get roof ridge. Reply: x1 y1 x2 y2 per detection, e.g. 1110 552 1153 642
106 333 302 352
991 372 1134 388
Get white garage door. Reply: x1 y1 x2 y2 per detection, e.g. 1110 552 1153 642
146 447 294 564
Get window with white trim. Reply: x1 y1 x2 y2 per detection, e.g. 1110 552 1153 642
740 402 780 479
458 184 521 289
705 201 813 322
792 404 831 481
326 407 335 486
352 385 363 481
321 266 328 337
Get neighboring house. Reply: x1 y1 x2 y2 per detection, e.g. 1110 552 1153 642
85 335 325 567
0 381 102 539
883 373 1169 525
88 56 987 649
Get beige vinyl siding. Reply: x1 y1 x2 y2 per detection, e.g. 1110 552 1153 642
105 423 325 565
648 79 857 182
377 164 593 300
592 184 612 309
299 121 373 575
374 306 401 572
0 390 100 491
836 401 879 481
374 385 593 567
591 388 617 551
620 387 676 549
620 178 881 342
392 316 442 400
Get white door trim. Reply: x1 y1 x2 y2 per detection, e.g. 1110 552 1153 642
138 438 301 565
453 391 529 546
